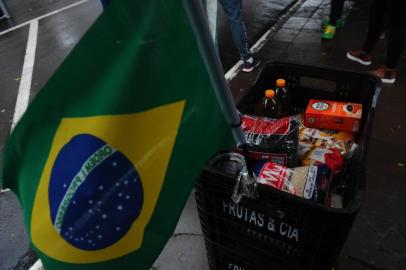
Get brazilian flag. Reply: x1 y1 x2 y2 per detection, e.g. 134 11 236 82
1 0 234 269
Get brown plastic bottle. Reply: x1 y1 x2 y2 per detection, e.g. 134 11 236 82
256 89 282 118
275 79 291 117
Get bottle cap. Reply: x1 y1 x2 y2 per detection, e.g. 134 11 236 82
265 89 275 98
276 79 286 87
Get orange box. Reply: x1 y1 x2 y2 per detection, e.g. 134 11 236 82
305 99 362 132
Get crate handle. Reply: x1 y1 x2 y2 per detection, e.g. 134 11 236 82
231 171 244 204
231 170 259 204
299 77 337 93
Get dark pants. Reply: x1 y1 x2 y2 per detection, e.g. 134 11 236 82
218 0 251 59
330 0 345 25
362 0 406 69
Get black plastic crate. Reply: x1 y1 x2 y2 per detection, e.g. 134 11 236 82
196 62 381 270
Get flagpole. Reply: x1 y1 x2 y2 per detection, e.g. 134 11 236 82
184 0 246 146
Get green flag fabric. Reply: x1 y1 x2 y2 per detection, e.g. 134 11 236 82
1 0 234 269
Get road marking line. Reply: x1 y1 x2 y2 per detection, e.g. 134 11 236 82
225 0 307 81
0 0 90 37
2 1 90 268
205 0 218 43
11 20 38 130
1 0 90 194
29 259 43 270
2 0 90 267
7 19 42 270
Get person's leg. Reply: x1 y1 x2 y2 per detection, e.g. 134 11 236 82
369 1 406 83
347 0 386 65
322 0 345 39
385 1 406 69
218 0 251 59
361 0 387 53
329 0 345 25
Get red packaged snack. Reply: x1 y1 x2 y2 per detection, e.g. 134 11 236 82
299 145 345 174
298 125 358 173
239 115 300 167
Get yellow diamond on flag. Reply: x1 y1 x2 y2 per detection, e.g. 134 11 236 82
31 101 185 263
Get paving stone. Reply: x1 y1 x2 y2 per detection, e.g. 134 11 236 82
381 229 406 255
337 255 374 270
302 18 321 30
342 249 398 270
293 29 322 44
362 214 397 237
281 43 328 64
301 0 323 8
282 16 309 29
0 192 29 270
368 89 406 147
399 224 406 240
153 234 209 270
365 250 398 270
396 256 406 270
294 6 318 18
311 7 329 19
341 216 381 263
174 192 204 236
259 40 292 61
270 27 300 43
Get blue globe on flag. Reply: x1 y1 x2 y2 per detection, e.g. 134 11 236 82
48 134 144 250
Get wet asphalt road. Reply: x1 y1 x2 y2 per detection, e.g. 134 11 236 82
0 1 102 269
0 0 297 269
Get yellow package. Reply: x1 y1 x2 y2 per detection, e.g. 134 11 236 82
299 126 357 157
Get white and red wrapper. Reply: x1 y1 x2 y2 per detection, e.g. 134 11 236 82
254 161 332 203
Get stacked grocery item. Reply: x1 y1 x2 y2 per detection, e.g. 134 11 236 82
235 79 363 207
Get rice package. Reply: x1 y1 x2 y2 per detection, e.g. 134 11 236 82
253 161 332 203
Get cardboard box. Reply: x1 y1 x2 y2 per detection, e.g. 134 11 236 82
305 99 362 132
